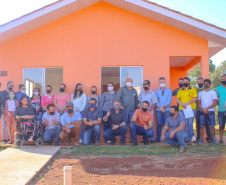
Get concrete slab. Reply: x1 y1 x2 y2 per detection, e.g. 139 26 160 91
0 146 61 185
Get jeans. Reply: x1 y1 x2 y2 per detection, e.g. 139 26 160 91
156 111 169 141
126 110 135 140
103 126 128 143
200 111 215 127
1 115 8 139
35 114 42 124
162 130 188 148
218 111 226 130
79 111 84 141
179 110 196 141
83 125 101 145
130 122 154 141
102 110 111 142
196 111 212 140
43 125 61 143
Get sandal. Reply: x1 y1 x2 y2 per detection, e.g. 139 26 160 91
7 140 12 144
28 137 34 142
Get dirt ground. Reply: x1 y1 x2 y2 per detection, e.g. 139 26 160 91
30 153 226 185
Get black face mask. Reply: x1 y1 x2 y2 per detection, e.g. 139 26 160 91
169 112 175 117
67 109 73 114
183 83 189 87
78 88 82 92
8 87 13 91
204 84 210 89
91 91 96 94
179 83 183 88
50 112 55 115
46 90 51 94
143 87 148 91
60 88 65 92
221 81 226 85
142 107 148 112
198 83 203 88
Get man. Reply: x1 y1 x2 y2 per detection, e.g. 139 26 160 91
138 80 157 143
59 102 82 146
177 77 197 145
15 84 30 103
161 105 188 153
155 77 172 142
130 101 154 146
1 81 14 143
116 78 138 140
197 79 218 144
82 98 102 146
172 78 184 97
103 100 128 145
42 104 61 146
195 77 212 143
216 74 226 144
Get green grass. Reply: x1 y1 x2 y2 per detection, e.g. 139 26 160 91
59 145 226 157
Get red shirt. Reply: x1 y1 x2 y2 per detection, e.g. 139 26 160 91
134 109 153 127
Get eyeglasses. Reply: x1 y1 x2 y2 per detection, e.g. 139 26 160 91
162 91 164 96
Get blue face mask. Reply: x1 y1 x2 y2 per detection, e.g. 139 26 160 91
21 90 26 94
89 103 96 108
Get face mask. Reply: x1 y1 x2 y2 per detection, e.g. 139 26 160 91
91 91 96 94
21 90 26 94
34 92 39 96
113 105 120 110
183 83 189 87
179 83 183 88
221 81 226 85
143 87 148 91
8 87 13 91
169 112 175 117
46 90 51 94
204 84 210 89
107 86 113 91
50 112 55 115
198 83 203 88
126 82 132 87
60 88 65 92
142 107 148 112
160 83 165 88
67 109 73 114
89 103 96 108
9 95 15 99
78 88 82 92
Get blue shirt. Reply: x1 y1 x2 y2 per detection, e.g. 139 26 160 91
155 87 172 111
15 91 30 103
61 111 82 129
82 107 102 130
216 85 226 112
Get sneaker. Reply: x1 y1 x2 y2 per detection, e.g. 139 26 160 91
187 141 192 145
95 142 100 146
155 139 160 143
172 144 180 148
130 140 138 146
48 141 53 145
212 139 218 145
218 140 224 144
150 140 155 144
197 139 204 145
144 140 149 145
106 140 111 143
110 139 116 145
55 142 59 146
179 147 186 153
1 140 7 144
79 139 83 144
193 138 199 143
120 142 125 146
207 138 213 143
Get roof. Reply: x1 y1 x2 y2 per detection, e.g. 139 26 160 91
0 0 226 57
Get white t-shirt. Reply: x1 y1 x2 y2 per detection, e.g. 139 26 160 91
198 90 218 111
71 93 86 112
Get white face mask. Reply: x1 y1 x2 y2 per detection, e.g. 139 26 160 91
160 83 165 88
107 86 114 91
33 92 39 96
126 82 132 87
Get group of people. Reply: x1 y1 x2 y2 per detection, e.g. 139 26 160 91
0 74 225 153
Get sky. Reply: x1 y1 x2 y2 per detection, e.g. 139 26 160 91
0 0 225 67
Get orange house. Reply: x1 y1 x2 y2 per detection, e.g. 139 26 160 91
0 0 226 141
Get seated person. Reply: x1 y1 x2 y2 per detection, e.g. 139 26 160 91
103 100 128 145
14 96 35 142
130 101 154 146
161 105 188 153
82 98 102 146
42 104 61 146
59 102 82 146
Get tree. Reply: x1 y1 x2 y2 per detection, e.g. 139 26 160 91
210 61 226 89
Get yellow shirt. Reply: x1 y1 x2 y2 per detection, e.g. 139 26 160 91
177 87 198 110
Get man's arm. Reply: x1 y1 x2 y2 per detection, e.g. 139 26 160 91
161 126 169 140
131 115 137 123
116 88 123 107
149 103 156 112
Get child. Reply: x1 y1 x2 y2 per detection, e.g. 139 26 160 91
4 91 18 144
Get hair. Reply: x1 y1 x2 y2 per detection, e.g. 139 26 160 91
0 82 1 87
159 77 165 81
7 91 16 100
7 81 13 86
170 105 179 112
46 85 52 89
73 83 83 99
114 100 121 104
221 74 226 77
19 84 25 89
60 83 66 88
89 98 97 103
19 96 28 107
142 100 150 107
183 77 190 82
204 79 211 85
91 86 97 90
197 77 203 81
179 78 184 81
108 82 115 86
47 104 55 110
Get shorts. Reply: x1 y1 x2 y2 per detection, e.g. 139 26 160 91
200 111 215 127
218 111 226 130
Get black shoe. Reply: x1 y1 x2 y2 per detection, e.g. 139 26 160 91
140 140 144 143
110 139 116 145
48 141 53 145
120 142 125 146
144 140 149 145
155 139 160 143
55 142 59 146
130 140 138 146
207 138 213 143
130 140 133 143
150 140 155 144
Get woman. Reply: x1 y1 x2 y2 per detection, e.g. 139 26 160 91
71 83 86 143
41 85 54 113
99 82 117 139
4 91 18 144
30 87 42 124
87 86 101 107
14 96 35 142
54 83 70 114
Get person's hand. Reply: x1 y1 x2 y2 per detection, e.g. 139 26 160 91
66 128 71 133
161 135 165 141
182 104 187 109
144 125 148 130
169 132 175 139
160 106 165 112
89 119 93 126
51 119 56 124
8 112 11 116
106 110 110 117
121 106 124 110
203 108 208 114
112 125 119 130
